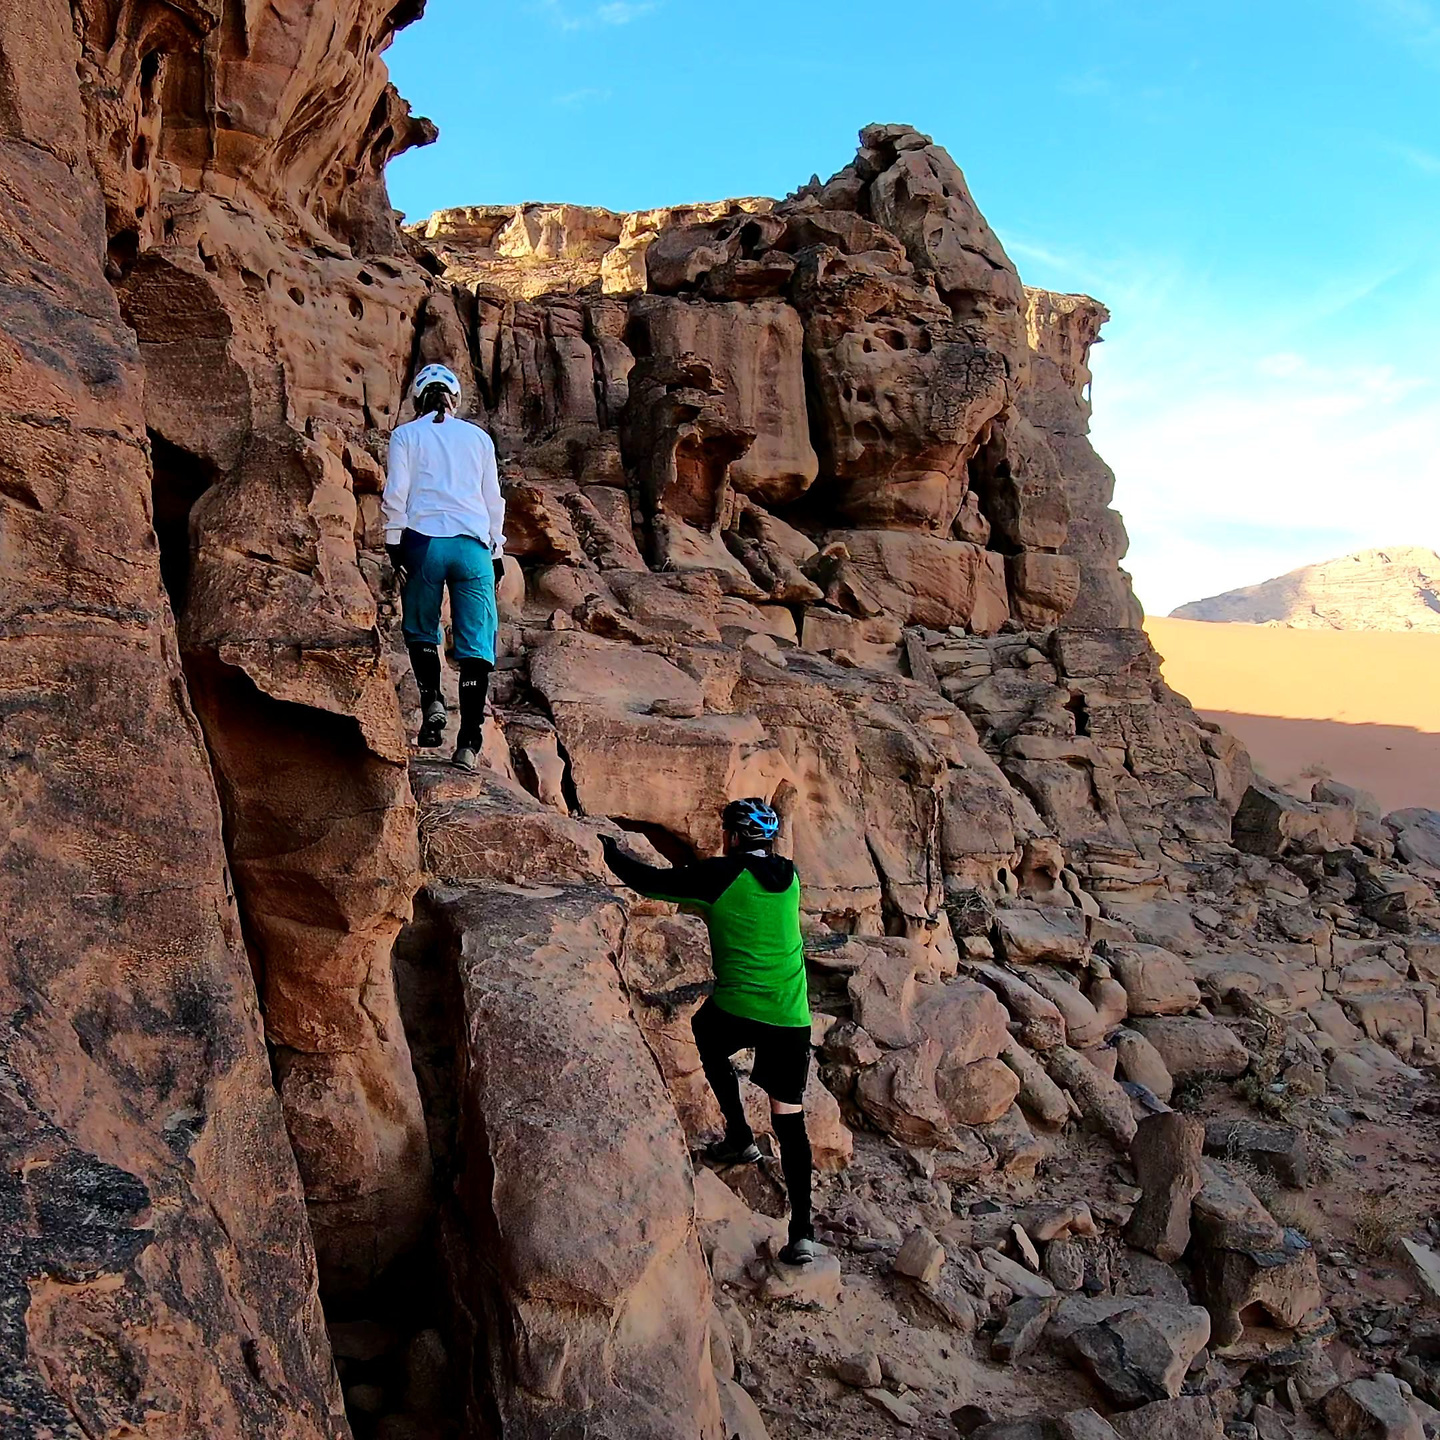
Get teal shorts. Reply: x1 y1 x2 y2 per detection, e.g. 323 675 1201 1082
399 530 497 664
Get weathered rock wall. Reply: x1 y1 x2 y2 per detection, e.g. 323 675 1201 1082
18 0 1415 1424
0 0 349 1429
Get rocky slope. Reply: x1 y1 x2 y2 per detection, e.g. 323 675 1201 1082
5 6 1440 1440
1172 548 1440 630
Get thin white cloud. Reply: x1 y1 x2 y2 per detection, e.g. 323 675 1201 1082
554 86 613 106
535 0 659 31
1393 142 1440 173
1092 344 1440 614
1358 0 1440 58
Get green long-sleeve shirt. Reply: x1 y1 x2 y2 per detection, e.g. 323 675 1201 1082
604 844 810 1029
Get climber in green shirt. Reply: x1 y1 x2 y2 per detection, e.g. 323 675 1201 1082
601 798 818 1265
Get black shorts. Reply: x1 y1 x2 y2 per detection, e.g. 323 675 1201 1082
691 997 811 1107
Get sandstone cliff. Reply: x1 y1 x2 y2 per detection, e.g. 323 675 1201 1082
1172 546 1440 630
6 6 1440 1440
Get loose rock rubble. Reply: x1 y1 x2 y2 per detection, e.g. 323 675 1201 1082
6 5 1440 1439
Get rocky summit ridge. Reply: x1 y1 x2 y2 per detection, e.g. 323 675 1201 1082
1172 547 1440 630
5 5 1440 1440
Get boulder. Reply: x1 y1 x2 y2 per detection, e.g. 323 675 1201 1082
1192 1164 1286 1253
1114 1027 1175 1103
1194 1235 1324 1347
992 1296 1060 1363
972 963 1068 1050
1323 1375 1424 1440
1046 1044 1137 1146
1202 1120 1307 1189
938 1056 1022 1126
1131 1016 1249 1081
848 946 920 1048
1234 781 1356 857
1108 1398 1225 1440
429 886 722 1438
995 907 1089 964
893 1227 947 1286
1126 1113 1205 1262
1001 1036 1072 1128
1106 944 1202 1017
1063 1299 1212 1405
982 1248 1059 1300
760 1248 843 1309
1017 966 1108 1048
1387 808 1440 871
822 530 1010 631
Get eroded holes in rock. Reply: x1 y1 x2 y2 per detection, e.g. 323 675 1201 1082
288 286 306 306
357 270 376 286
349 295 365 320
876 327 908 351
1065 690 1090 736
148 432 215 616
665 433 737 529
139 48 162 103
106 229 139 282
131 134 149 170
855 386 874 405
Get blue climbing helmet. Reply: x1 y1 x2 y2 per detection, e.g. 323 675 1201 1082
723 797 780 846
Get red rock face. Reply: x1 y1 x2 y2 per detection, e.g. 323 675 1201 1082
18 0 1416 1427
0 0 348 1430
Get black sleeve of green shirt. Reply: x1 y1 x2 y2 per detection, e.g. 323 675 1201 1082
602 846 743 905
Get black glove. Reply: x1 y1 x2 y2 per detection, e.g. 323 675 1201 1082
493 553 506 585
387 543 408 585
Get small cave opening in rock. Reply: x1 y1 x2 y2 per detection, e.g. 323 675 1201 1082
377 891 501 1440
1065 690 1090 737
148 431 215 618
312 894 479 1440
613 817 699 867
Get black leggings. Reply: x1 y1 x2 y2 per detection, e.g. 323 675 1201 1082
690 999 813 1242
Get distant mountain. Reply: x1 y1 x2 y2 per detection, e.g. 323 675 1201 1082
1171 546 1440 630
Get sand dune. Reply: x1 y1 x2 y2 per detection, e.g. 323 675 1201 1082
1144 617 1440 811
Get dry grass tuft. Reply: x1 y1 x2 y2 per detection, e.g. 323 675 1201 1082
1270 1191 1329 1244
1352 1188 1419 1259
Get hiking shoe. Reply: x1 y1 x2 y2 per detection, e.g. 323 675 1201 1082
778 1236 818 1267
418 700 447 748
452 746 479 773
704 1136 762 1167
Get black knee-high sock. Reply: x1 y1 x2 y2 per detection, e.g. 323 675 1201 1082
408 642 442 708
456 658 492 749
699 1051 753 1145
772 1111 813 1243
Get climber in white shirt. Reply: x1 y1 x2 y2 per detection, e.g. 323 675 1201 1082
383 364 507 772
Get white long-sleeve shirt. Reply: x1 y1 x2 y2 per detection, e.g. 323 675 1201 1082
383 414 507 551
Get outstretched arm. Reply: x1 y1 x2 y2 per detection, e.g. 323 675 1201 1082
600 836 740 907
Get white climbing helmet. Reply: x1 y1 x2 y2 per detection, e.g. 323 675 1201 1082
412 363 462 403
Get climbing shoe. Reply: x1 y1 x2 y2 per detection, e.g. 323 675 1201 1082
777 1236 818 1267
418 699 447 748
452 745 479 773
704 1135 762 1167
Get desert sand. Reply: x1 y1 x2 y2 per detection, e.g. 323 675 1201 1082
1146 615 1440 809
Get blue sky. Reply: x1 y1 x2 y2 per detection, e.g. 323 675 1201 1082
385 0 1440 614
